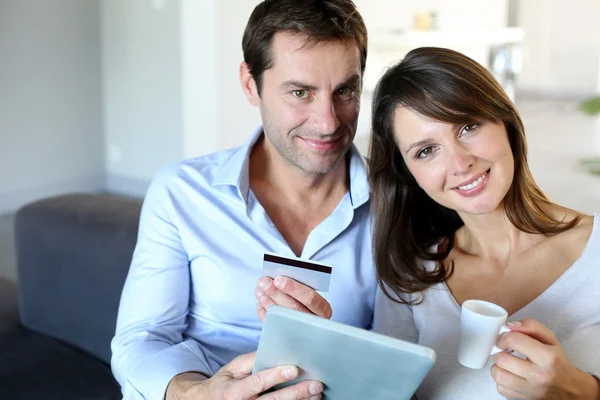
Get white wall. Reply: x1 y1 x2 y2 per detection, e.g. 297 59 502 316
102 0 183 196
214 0 262 151
0 0 104 214
180 0 218 160
180 0 261 160
103 0 262 197
517 0 600 97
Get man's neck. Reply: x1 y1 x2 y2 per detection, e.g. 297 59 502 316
249 137 350 208
248 137 351 256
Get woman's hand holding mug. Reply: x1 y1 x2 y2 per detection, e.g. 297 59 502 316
458 300 599 399
491 318 600 400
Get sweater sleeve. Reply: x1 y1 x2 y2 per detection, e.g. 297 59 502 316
373 285 419 344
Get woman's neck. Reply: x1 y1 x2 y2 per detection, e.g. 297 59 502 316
454 206 540 267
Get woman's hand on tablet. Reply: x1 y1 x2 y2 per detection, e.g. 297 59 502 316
490 318 600 400
166 351 323 400
255 276 332 322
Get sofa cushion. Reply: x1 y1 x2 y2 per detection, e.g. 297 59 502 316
14 193 142 364
0 278 19 334
0 329 121 399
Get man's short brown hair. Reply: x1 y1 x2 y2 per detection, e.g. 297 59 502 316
242 0 367 96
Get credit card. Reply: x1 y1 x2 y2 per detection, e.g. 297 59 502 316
262 253 332 292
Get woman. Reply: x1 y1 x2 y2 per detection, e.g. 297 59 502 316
369 47 600 399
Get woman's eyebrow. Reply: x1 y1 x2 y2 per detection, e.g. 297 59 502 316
405 138 434 154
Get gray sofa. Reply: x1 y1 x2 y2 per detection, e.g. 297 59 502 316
0 193 142 399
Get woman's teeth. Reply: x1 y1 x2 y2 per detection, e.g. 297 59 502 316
458 172 488 190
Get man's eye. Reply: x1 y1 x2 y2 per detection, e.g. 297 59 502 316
337 87 352 96
292 90 309 98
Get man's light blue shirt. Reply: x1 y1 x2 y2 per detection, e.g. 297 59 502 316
111 128 377 399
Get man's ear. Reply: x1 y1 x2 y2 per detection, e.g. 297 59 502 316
240 62 260 107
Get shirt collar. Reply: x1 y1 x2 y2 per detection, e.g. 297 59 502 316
212 126 370 209
211 126 262 204
347 144 370 208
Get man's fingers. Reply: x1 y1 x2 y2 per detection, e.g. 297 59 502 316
256 287 278 309
258 277 277 295
260 379 324 400
225 354 323 399
238 365 300 396
257 277 313 315
256 303 267 322
223 352 257 378
273 277 332 319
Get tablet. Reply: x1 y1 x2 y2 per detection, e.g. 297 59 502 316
253 306 436 400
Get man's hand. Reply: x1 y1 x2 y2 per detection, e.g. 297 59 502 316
254 276 333 322
165 351 323 400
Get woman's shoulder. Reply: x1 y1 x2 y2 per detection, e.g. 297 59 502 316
544 205 593 236
576 213 595 235
573 212 598 253
549 210 596 262
560 211 594 243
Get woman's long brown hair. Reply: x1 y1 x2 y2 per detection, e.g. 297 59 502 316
368 47 580 304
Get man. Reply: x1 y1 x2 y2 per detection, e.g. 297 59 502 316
111 1 376 399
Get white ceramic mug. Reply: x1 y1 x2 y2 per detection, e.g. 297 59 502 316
458 299 511 369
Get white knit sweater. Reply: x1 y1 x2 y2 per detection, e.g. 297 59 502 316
374 214 600 400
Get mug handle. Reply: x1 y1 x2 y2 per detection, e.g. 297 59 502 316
490 324 511 355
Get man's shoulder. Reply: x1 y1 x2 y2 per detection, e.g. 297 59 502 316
152 146 241 188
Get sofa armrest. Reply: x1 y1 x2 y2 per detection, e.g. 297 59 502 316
0 277 19 334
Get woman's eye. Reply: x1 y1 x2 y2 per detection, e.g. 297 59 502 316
292 90 309 99
460 123 479 136
417 146 434 158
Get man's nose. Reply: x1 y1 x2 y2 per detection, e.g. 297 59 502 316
312 98 340 135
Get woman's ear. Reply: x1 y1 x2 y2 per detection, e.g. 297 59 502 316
239 62 260 107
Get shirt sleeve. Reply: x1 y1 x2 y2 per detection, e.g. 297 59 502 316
111 168 213 399
372 284 419 344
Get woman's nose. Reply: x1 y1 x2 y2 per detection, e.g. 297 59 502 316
450 144 476 176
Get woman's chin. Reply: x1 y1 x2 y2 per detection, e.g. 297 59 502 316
451 196 505 216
